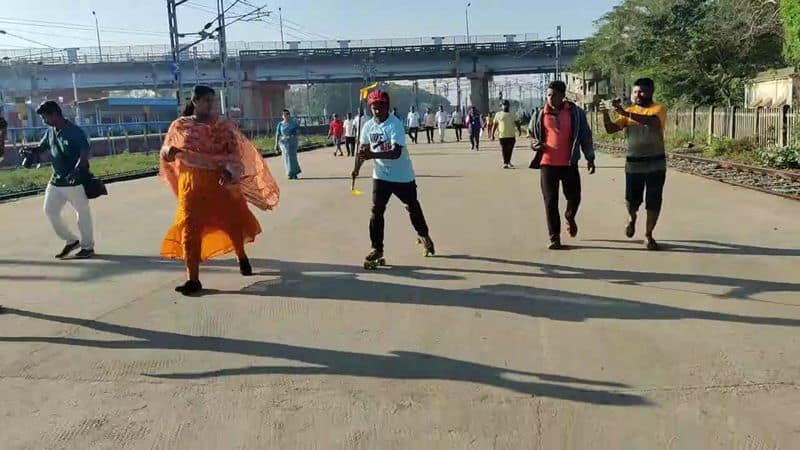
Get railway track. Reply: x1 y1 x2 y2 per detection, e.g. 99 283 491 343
596 143 800 201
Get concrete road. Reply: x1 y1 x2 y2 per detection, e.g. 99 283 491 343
1 139 798 449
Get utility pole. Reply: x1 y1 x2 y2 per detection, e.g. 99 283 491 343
217 0 228 115
167 0 183 115
455 50 462 110
278 7 285 50
555 25 562 80
92 11 102 61
413 80 419 112
71 72 80 125
433 79 438 101
465 2 471 44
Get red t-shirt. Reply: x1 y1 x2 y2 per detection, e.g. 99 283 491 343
540 103 573 166
329 120 344 138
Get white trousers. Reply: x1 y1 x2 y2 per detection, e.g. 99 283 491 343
44 184 95 250
437 123 446 142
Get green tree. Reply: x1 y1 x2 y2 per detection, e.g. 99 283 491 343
574 0 784 106
782 0 800 67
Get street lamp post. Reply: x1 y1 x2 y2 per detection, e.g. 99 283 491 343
278 7 285 50
465 2 471 44
92 11 102 60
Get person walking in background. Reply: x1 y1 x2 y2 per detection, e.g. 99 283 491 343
423 107 436 144
492 100 518 168
406 106 420 144
352 90 435 269
344 112 357 157
529 80 596 250
275 109 302 179
466 106 484 151
486 111 495 141
24 101 95 259
328 113 345 157
160 85 280 295
435 105 448 143
451 107 464 142
601 78 668 250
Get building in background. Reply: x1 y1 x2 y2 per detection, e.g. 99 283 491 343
564 71 611 110
745 67 800 108
76 97 178 124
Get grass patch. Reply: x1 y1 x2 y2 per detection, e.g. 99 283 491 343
1 134 329 195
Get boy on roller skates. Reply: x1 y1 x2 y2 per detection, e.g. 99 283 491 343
353 90 434 269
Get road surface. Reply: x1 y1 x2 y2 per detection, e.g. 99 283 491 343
1 140 798 449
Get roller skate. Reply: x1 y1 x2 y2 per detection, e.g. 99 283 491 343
363 249 386 270
417 235 435 257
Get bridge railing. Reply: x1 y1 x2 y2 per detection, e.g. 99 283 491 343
0 33 565 66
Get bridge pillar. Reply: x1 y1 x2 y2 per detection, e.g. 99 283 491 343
469 75 491 114
240 82 289 119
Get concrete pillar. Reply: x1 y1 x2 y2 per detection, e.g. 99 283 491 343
469 75 490 114
240 81 289 119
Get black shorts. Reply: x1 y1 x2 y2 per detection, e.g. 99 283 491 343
626 170 666 211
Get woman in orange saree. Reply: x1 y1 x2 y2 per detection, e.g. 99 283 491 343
160 85 280 295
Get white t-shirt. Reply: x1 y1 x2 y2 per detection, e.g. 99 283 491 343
359 114 415 183
423 113 436 127
451 111 463 125
343 119 356 137
407 111 420 128
435 111 448 125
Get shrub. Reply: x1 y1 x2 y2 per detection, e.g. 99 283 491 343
756 146 800 169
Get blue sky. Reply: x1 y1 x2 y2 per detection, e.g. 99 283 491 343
0 0 620 50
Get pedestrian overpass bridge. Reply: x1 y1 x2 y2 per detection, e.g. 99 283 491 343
0 34 581 117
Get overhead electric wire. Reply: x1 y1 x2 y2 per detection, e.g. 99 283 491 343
0 17 165 37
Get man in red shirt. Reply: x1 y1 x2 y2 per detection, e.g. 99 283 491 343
529 80 596 249
328 113 345 156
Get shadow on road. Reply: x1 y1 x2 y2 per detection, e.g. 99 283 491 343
0 307 649 406
2 239 797 302
192 264 798 327
582 239 800 257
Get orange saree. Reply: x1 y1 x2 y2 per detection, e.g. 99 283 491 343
159 117 279 263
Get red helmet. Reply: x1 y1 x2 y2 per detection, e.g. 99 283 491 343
367 89 390 105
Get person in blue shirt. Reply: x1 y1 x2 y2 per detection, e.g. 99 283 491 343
353 90 435 267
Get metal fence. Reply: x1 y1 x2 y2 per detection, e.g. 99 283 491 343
589 106 800 148
3 115 328 143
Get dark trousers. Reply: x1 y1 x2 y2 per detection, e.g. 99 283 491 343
626 170 666 211
371 179 430 252
425 126 435 143
453 125 463 141
469 129 480 150
345 137 356 156
408 127 419 144
499 137 516 164
540 165 581 242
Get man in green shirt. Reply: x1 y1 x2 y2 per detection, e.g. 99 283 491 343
29 101 95 259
